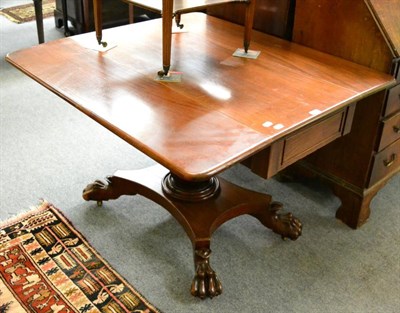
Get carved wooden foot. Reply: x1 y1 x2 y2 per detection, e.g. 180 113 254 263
333 183 378 229
282 162 393 229
82 176 138 204
174 13 184 29
191 247 222 299
252 202 302 240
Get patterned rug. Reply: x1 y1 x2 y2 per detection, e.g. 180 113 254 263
0 0 55 24
0 201 161 313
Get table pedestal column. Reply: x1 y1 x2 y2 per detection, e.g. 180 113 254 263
82 165 302 299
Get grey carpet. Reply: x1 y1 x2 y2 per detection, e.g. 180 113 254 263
1 2 399 312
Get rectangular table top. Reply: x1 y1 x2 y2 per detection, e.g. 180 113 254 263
7 13 395 180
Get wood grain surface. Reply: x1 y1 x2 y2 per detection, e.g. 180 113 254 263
6 13 395 180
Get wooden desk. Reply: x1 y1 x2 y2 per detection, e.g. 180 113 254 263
6 13 395 298
209 0 400 229
289 0 400 228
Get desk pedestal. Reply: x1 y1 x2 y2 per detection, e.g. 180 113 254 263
82 165 302 299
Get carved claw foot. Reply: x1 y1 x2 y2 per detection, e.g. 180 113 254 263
270 202 302 240
191 248 222 299
82 176 137 205
174 14 184 29
83 177 112 203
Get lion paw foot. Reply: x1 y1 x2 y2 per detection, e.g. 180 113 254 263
270 202 302 240
82 178 113 202
191 249 222 299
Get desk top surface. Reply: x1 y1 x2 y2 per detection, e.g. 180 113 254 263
7 13 395 180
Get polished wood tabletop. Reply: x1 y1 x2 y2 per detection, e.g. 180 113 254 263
6 13 395 181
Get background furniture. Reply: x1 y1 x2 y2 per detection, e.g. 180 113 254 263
92 0 257 76
210 0 400 229
33 0 68 43
207 0 295 40
290 0 400 229
54 0 159 34
53 0 295 40
32 0 44 43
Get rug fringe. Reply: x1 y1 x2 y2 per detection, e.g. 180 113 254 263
0 199 50 228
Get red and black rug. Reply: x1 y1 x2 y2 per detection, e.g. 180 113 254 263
0 201 161 313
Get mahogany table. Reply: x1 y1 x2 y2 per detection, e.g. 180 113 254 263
6 13 395 299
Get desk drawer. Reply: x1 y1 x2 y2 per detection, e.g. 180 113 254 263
369 139 400 186
384 84 400 117
378 111 400 151
280 111 346 166
245 104 355 178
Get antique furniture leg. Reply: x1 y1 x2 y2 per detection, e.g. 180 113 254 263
243 0 256 52
128 3 134 24
61 0 71 37
191 242 222 299
331 178 395 229
281 162 396 229
159 0 173 76
33 0 44 44
82 165 302 298
82 0 90 32
333 184 377 229
93 0 107 47
174 13 184 29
